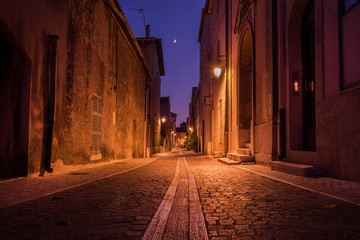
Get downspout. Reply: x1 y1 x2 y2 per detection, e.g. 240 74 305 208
272 0 279 161
41 35 59 175
144 80 150 158
223 0 230 155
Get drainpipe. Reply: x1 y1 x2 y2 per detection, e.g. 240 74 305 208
144 80 150 158
223 0 230 156
41 35 59 175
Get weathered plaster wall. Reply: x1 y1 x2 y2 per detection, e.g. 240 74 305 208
1 0 149 176
200 0 227 155
253 0 274 164
137 40 162 154
282 0 360 181
317 88 360 180
315 1 360 181
58 0 147 165
0 0 69 175
198 7 215 155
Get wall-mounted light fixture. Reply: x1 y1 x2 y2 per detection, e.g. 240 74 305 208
291 71 300 97
161 117 166 123
293 80 299 92
214 67 222 79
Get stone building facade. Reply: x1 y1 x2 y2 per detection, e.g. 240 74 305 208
160 97 176 152
198 0 360 181
189 86 201 151
137 25 165 157
0 0 152 177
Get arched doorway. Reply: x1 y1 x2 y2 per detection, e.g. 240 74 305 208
0 23 31 177
238 27 253 149
301 0 316 150
288 0 316 151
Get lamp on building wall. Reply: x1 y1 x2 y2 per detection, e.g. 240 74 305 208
161 117 166 123
214 67 222 79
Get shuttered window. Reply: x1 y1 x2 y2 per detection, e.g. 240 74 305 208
91 94 102 160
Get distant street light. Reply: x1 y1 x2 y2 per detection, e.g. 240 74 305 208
189 127 193 132
161 117 166 123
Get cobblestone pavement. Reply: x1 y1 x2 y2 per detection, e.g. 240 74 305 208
1 150 360 240
233 163 360 206
0 155 178 240
187 154 360 239
0 157 159 209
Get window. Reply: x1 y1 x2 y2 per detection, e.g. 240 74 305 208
340 0 360 89
91 94 102 160
344 0 359 12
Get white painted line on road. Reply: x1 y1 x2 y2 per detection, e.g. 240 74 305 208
234 165 360 207
142 158 180 240
0 158 158 210
184 157 209 240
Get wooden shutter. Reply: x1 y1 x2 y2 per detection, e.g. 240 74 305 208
91 94 102 160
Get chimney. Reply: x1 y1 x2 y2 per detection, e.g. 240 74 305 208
146 24 150 38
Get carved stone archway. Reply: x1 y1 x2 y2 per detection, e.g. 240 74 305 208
237 24 253 148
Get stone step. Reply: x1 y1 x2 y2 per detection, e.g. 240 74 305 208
244 143 251 148
240 161 256 165
237 148 251 155
213 151 224 158
217 158 241 165
270 161 322 177
227 153 253 162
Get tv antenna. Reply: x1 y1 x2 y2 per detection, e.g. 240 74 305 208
130 7 146 29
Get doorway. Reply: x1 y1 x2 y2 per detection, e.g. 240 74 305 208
0 27 31 177
238 28 253 148
301 0 316 151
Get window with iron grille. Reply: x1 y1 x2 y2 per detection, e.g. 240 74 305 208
91 94 102 159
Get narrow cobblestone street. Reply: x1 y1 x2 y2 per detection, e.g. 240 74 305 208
1 150 360 239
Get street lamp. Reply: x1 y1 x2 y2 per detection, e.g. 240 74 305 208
161 117 166 123
189 127 193 132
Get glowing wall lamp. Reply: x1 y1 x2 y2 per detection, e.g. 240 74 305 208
293 81 299 92
161 117 166 123
214 67 222 79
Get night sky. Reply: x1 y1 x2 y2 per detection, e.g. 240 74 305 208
118 0 205 126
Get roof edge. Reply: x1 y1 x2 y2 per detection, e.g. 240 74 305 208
103 0 152 80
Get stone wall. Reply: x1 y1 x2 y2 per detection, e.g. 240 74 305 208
57 0 149 166
0 0 150 176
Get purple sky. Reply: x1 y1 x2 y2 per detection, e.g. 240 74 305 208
118 0 205 126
